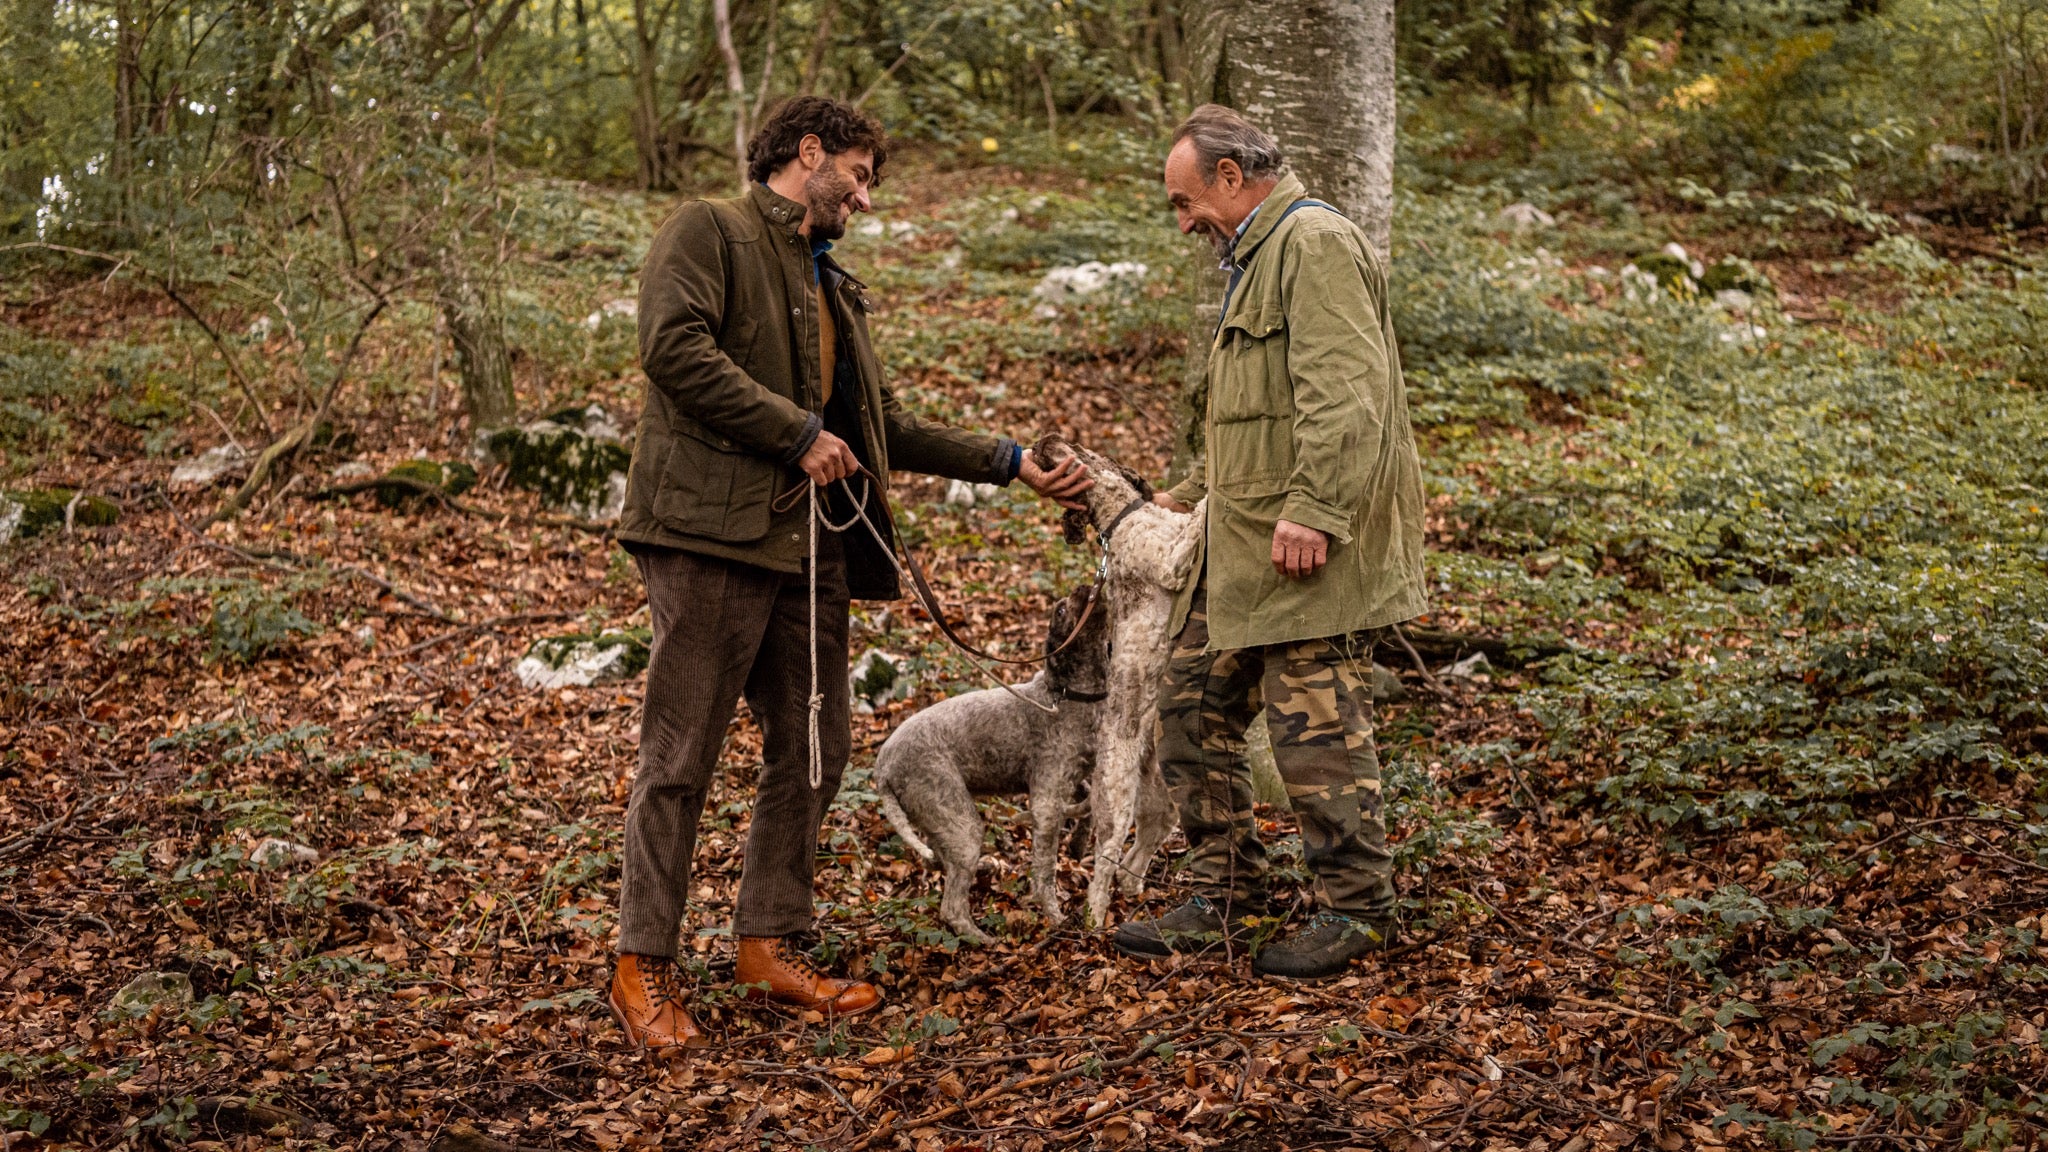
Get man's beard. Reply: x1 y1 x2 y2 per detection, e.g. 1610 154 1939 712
1198 222 1232 262
803 165 855 241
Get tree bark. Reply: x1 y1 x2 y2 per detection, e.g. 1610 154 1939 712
712 0 751 192
1169 0 1395 480
112 0 144 223
439 270 517 445
1182 0 1394 252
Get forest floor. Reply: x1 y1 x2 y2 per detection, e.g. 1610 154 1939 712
3 155 2046 1152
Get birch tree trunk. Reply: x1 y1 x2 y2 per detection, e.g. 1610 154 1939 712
712 0 750 192
1180 0 1395 252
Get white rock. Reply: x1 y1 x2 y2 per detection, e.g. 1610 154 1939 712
1719 323 1769 344
944 479 978 506
1031 261 1149 302
110 972 193 1016
515 637 641 690
553 403 625 443
1714 289 1755 314
1497 202 1555 230
249 838 319 868
850 648 912 712
582 297 637 331
888 220 918 238
1032 304 1060 320
1928 143 1984 165
170 443 251 489
245 315 273 341
1584 265 1611 279
331 460 375 480
0 495 22 546
857 218 885 237
1660 241 1691 262
589 470 629 521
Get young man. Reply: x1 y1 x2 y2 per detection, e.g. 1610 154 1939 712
608 97 1089 1051
1113 105 1427 979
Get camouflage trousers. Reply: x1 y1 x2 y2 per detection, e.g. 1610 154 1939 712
1157 581 1395 917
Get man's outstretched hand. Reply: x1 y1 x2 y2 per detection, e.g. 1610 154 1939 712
799 430 861 486
1272 519 1329 579
1019 449 1093 510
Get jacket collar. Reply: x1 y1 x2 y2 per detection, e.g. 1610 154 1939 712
1229 172 1307 268
749 183 809 235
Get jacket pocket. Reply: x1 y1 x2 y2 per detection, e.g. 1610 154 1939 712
652 420 779 542
1212 305 1292 423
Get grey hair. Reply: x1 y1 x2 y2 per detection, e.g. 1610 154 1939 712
1171 104 1284 184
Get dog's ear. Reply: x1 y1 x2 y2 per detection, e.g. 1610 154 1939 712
1061 505 1091 547
1116 462 1154 502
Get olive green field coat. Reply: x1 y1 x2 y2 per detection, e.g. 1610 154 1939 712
619 184 1018 598
1167 173 1428 652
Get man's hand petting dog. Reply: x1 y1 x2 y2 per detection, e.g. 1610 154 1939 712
1152 492 1191 514
1019 448 1093 509
799 429 861 485
1272 519 1328 579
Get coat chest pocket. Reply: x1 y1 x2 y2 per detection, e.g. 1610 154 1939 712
1211 306 1291 423
653 422 778 542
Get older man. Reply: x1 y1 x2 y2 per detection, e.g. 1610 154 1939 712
608 96 1089 1052
1113 105 1427 979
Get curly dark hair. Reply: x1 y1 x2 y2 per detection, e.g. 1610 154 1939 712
745 96 889 185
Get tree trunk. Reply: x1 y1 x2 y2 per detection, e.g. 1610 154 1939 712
798 0 839 94
112 0 143 223
629 0 671 189
1 0 54 234
1169 0 1395 480
711 0 750 192
440 271 517 447
1183 0 1394 252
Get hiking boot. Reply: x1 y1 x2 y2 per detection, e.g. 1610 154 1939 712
1111 896 1270 959
1251 911 1395 979
735 936 881 1016
608 953 710 1053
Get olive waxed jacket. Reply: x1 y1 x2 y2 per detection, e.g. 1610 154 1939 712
1167 173 1428 651
620 184 1019 598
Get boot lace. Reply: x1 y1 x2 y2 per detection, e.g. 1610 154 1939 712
641 955 687 1007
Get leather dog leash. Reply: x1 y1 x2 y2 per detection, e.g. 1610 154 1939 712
774 465 1106 667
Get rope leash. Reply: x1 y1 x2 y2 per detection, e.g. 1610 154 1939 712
789 469 1077 791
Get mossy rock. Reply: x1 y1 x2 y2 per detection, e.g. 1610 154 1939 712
1699 256 1770 294
375 459 478 509
514 627 651 688
0 488 120 543
487 409 631 521
1631 252 1696 292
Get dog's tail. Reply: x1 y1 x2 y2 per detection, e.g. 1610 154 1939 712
878 785 938 864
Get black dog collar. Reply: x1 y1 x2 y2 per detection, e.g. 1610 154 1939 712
1101 495 1149 544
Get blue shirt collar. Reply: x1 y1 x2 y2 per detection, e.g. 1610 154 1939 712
809 237 833 282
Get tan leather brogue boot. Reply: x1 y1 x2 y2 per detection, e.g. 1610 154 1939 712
608 953 709 1052
734 936 881 1016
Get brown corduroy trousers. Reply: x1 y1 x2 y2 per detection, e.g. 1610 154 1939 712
616 534 851 957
